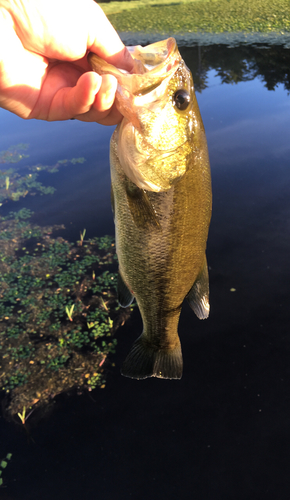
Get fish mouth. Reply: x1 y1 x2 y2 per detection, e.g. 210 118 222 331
88 38 181 96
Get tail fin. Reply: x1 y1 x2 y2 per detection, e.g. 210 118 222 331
121 335 183 380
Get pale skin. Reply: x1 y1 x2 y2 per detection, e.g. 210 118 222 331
0 0 134 124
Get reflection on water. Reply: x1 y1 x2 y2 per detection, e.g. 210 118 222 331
1 42 290 499
181 44 290 92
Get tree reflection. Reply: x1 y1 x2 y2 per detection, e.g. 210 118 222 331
180 44 290 93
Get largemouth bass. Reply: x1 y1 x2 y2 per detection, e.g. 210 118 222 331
88 38 212 379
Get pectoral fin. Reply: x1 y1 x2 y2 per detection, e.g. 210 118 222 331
125 181 160 229
187 256 210 319
118 271 134 307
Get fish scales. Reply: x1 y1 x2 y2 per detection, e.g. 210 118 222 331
89 38 212 379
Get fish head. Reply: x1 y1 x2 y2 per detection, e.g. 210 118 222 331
88 38 197 192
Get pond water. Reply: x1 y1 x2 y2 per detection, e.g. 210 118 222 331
1 43 290 499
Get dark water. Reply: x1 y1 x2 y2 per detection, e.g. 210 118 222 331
1 43 290 499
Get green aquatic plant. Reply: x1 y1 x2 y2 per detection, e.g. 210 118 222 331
0 165 55 203
0 453 12 487
0 146 132 419
30 156 86 173
0 144 86 205
86 372 106 390
0 213 131 418
79 228 86 246
17 406 34 425
65 304 75 322
0 143 29 164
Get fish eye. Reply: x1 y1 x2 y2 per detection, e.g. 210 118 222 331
173 89 190 111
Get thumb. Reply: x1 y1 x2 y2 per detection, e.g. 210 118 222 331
87 3 134 72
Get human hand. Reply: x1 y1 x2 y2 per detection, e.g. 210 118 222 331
0 0 133 124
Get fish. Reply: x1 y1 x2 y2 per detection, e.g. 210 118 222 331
88 38 212 379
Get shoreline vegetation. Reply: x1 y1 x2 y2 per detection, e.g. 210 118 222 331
99 0 290 35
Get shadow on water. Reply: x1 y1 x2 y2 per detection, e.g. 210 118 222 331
1 43 290 499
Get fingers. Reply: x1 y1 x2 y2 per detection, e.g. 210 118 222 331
66 71 103 117
74 73 123 125
40 70 122 124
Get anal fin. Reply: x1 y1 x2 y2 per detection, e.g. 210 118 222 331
118 271 134 308
187 256 210 319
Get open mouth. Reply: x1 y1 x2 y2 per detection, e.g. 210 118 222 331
88 38 181 96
